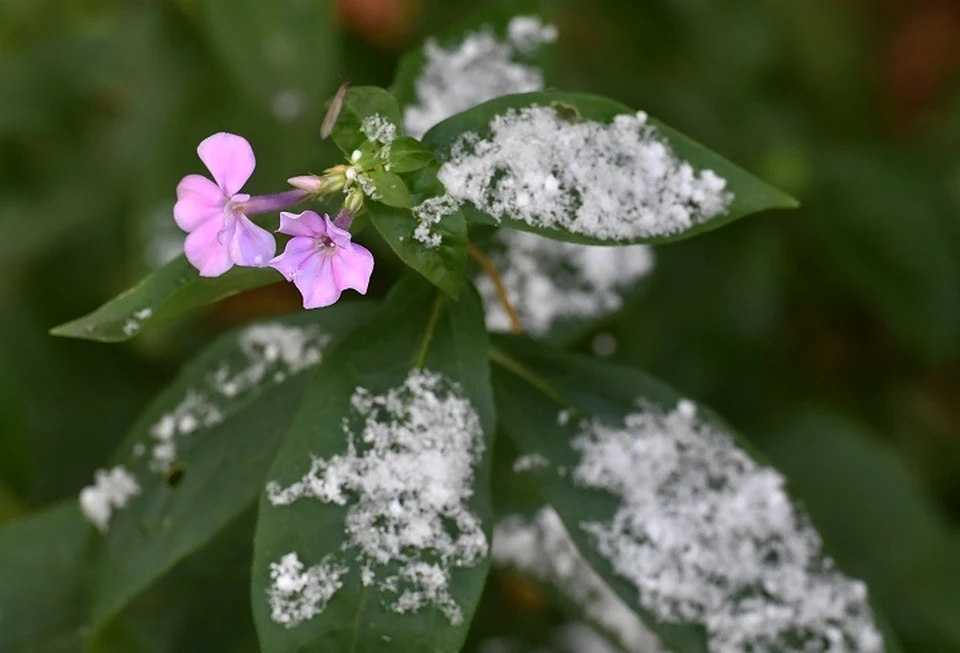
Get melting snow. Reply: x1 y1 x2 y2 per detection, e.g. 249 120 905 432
122 307 154 336
403 15 557 139
570 400 884 652
136 323 329 473
266 369 487 625
267 552 348 628
437 108 733 241
79 466 141 532
476 230 654 334
494 508 664 652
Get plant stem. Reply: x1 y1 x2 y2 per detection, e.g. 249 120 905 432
467 243 522 335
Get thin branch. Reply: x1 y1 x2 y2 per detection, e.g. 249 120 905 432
467 243 522 335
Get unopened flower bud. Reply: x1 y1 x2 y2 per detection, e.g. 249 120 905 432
344 187 364 215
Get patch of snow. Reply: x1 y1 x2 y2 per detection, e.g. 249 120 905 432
267 552 348 628
142 323 329 473
267 369 487 625
570 400 884 652
494 508 664 652
403 15 558 139
438 108 733 241
361 114 397 146
79 466 141 532
512 453 550 473
476 230 655 334
411 194 461 249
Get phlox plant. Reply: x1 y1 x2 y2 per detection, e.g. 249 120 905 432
6 6 906 653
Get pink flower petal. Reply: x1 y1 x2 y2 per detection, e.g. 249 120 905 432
332 243 374 295
324 215 353 248
197 132 256 196
174 174 226 232
269 236 317 281
227 215 276 267
297 256 342 309
277 210 327 238
184 218 233 277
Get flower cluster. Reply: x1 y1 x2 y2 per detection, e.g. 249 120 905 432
174 132 374 308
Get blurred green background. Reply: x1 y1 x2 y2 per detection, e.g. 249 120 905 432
1 0 959 650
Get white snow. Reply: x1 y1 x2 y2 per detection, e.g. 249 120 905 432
437 108 734 241
79 466 141 532
361 113 398 146
403 16 558 139
511 453 550 473
570 400 884 652
411 194 461 248
267 552 348 628
140 322 329 472
266 369 487 625
476 230 655 334
493 508 664 652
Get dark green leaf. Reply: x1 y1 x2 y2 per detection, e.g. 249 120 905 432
329 86 403 155
422 92 798 245
49 256 279 343
197 0 336 120
368 200 467 299
765 410 960 652
85 306 372 634
367 170 413 208
385 137 435 173
0 502 89 653
490 336 901 653
252 276 495 653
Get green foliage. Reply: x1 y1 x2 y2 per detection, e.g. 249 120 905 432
422 92 798 245
252 277 495 652
3 1 959 652
85 306 371 637
50 257 279 342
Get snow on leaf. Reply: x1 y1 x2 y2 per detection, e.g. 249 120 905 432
266 369 487 625
403 15 557 139
475 230 654 335
570 400 884 652
494 508 664 653
79 466 141 532
412 194 461 249
267 552 348 629
437 108 734 241
136 323 330 473
361 113 398 146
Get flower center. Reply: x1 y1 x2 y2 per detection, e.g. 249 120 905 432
316 235 338 253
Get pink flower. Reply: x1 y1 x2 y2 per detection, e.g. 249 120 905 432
174 132 276 277
270 211 374 309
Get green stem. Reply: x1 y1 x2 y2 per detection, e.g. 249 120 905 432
489 345 571 408
414 293 446 370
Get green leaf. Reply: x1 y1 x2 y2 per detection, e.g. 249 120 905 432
0 502 89 653
367 170 413 208
489 336 902 653
422 92 798 245
85 305 373 634
765 410 960 652
50 256 279 342
368 166 468 299
329 86 403 155
197 0 336 120
252 276 495 653
385 136 435 173
391 2 557 140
